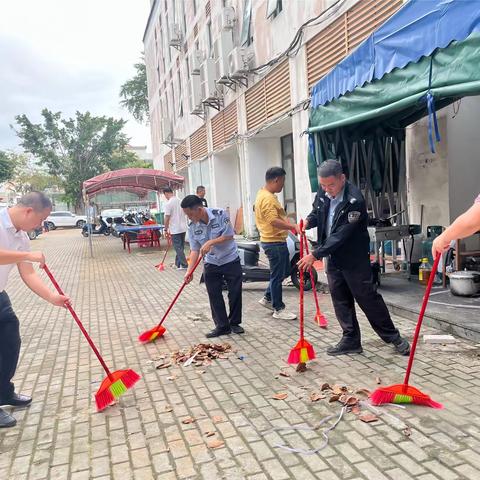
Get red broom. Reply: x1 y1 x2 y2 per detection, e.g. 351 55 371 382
302 231 328 328
139 255 203 343
288 220 316 364
155 235 171 271
42 265 140 411
370 252 443 408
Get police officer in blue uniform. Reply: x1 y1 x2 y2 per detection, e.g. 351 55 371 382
181 195 244 338
298 160 410 356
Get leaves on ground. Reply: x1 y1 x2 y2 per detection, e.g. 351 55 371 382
272 392 288 400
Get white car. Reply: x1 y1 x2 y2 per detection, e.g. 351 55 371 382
46 211 87 229
100 209 124 219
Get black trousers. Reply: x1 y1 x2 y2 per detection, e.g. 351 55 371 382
204 259 242 331
0 291 21 399
326 259 400 345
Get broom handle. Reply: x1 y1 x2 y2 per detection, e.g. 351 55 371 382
160 235 171 263
403 252 441 387
155 255 203 330
299 220 305 342
42 265 113 379
302 232 321 312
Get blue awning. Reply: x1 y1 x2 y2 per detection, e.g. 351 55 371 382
311 0 480 108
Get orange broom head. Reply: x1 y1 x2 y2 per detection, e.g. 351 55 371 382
315 312 328 329
95 369 141 411
288 339 316 364
370 384 443 409
155 263 165 271
138 325 166 343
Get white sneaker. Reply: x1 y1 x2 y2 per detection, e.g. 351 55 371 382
258 297 274 311
273 309 297 320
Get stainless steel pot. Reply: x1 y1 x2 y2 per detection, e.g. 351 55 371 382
449 270 480 296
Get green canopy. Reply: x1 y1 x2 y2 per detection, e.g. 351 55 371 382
309 33 480 134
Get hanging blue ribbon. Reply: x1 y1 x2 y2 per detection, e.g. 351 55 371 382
308 133 316 161
425 56 441 153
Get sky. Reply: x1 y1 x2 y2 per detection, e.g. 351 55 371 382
0 0 152 152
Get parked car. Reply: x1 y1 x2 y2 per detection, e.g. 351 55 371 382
100 208 124 219
46 211 87 229
27 227 43 240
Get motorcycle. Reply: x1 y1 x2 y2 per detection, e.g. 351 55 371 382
237 231 317 290
81 216 111 237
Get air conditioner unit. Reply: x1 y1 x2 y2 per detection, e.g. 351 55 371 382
201 58 221 101
191 49 203 75
169 23 182 48
189 75 203 113
228 47 253 78
214 31 234 81
161 118 173 142
217 6 236 31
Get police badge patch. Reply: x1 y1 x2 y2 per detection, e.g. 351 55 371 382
348 211 361 223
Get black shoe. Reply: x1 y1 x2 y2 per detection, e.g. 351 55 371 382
0 408 16 428
393 336 410 356
231 325 245 334
327 341 363 356
0 393 32 408
205 328 231 338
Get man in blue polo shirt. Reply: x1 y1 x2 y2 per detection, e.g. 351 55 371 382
181 195 243 338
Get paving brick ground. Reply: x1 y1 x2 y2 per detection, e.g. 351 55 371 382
1 229 480 479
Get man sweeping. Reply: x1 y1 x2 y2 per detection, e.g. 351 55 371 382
298 160 410 356
0 192 69 428
181 195 243 338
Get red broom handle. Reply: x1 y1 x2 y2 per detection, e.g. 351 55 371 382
302 232 321 312
42 265 113 379
160 236 171 263
403 252 441 387
154 254 203 330
299 220 305 342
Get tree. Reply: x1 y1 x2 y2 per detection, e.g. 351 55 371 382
0 151 16 184
11 154 60 195
14 109 132 211
119 57 149 124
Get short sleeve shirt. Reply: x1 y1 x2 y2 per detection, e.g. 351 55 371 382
164 196 187 234
0 208 31 292
188 208 238 266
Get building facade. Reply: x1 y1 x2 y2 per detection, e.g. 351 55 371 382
143 0 405 237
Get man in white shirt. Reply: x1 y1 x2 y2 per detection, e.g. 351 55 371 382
163 187 188 269
0 192 69 428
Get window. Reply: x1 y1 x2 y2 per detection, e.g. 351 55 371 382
206 21 213 57
266 0 282 19
177 69 183 117
240 0 253 47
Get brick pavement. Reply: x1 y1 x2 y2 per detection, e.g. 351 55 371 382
0 229 480 479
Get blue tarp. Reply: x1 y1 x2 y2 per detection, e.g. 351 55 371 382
311 0 480 108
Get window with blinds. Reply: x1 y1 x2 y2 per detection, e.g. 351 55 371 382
190 125 208 160
245 60 290 131
306 0 403 89
211 101 238 151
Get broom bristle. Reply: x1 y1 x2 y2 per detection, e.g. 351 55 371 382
95 388 115 411
370 384 443 409
138 326 166 343
315 313 328 328
288 348 300 364
370 388 395 406
95 369 142 412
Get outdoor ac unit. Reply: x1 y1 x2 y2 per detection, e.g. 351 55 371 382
214 30 234 81
201 58 221 101
169 23 182 48
217 6 236 31
189 75 203 113
228 47 253 78
191 49 203 75
161 118 172 142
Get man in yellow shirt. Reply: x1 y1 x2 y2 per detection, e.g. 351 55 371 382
255 167 300 320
